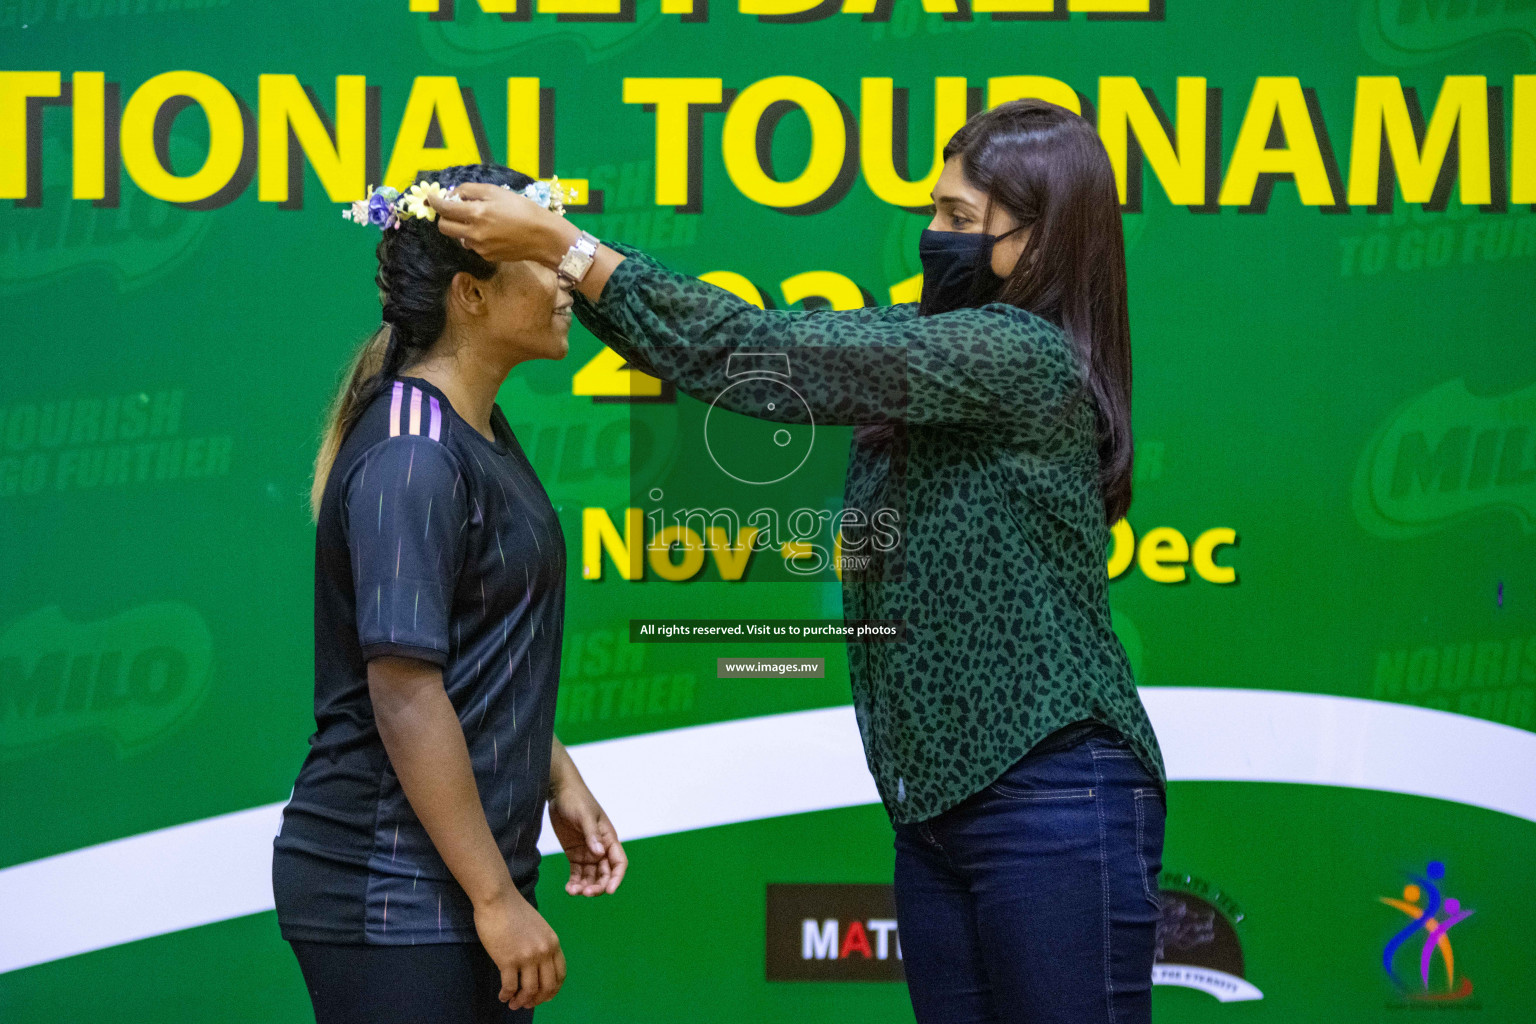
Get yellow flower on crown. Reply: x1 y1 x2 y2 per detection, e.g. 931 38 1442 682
398 180 450 223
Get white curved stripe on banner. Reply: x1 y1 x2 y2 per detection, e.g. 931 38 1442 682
1 688 1532 975
1152 964 1264 1002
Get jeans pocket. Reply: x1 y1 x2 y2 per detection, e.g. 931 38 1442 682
1133 788 1165 912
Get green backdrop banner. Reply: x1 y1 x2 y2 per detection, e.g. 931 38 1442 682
3 0 1534 1020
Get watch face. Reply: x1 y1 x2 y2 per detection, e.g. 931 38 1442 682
559 251 593 281
703 377 816 486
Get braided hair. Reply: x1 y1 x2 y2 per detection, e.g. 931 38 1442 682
310 163 536 518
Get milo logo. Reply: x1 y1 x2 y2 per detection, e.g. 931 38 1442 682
1 133 210 294
1360 0 1536 67
1354 379 1536 539
0 603 213 758
417 2 666 68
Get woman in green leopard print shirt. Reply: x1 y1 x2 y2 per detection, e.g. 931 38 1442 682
432 100 1166 1024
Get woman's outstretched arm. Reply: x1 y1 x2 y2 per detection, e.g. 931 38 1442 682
430 185 1084 442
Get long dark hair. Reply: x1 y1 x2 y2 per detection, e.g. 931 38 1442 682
311 163 536 518
943 100 1134 525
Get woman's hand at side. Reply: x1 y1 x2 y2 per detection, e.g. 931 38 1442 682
473 881 568 1010
548 736 629 896
368 655 566 1010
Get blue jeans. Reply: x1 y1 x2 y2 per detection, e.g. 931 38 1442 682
892 725 1165 1024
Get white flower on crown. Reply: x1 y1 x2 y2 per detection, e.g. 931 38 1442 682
515 176 578 216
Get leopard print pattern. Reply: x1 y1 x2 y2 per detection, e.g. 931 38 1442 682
575 242 1166 823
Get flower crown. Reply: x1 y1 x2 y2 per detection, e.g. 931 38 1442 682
342 177 578 231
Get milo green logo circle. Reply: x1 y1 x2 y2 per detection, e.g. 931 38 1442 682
0 603 213 758
418 2 667 67
1353 378 1536 539
1360 0 1536 68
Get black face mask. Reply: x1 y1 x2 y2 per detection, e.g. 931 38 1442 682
917 227 1024 316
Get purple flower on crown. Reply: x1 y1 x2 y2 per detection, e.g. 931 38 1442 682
342 185 403 229
366 188 399 227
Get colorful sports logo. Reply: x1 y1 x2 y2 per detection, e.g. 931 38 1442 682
1379 860 1475 1003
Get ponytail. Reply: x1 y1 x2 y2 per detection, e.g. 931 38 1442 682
310 324 394 520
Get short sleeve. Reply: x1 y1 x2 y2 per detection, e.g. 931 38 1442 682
344 435 468 666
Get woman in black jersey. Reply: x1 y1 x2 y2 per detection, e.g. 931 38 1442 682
273 163 625 1024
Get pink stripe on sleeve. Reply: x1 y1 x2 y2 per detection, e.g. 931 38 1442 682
429 396 442 441
389 381 403 437
409 387 422 436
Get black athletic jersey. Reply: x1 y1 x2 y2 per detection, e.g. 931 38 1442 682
273 375 565 944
